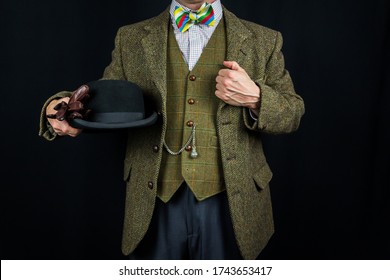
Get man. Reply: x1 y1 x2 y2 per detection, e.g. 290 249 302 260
39 0 305 259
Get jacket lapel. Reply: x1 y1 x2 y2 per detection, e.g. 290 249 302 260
223 7 253 64
141 8 170 108
218 7 254 112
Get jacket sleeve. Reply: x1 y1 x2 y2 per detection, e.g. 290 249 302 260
102 27 126 80
243 31 305 134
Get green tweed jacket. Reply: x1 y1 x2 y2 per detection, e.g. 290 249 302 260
39 7 305 259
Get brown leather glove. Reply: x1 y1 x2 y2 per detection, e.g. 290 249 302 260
47 85 91 121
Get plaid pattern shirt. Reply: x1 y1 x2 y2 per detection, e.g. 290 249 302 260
170 0 223 70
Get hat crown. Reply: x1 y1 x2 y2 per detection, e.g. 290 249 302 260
70 80 158 129
87 80 144 114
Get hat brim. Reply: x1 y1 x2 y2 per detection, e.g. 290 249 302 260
69 111 158 129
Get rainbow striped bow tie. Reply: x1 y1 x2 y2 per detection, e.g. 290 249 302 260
174 3 215 33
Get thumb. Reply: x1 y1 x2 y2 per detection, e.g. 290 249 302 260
223 61 243 72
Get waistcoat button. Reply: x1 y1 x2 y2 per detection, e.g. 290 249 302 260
185 145 192 151
152 145 159 153
188 98 195 105
186 120 194 127
189 75 196 81
148 181 154 189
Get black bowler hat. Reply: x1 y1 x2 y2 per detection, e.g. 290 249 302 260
69 80 158 129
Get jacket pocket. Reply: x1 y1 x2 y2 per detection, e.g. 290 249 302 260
253 164 273 191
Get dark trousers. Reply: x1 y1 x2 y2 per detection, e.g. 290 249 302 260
129 183 242 260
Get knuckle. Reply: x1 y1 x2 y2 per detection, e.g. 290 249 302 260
62 127 71 134
227 71 235 79
51 124 61 131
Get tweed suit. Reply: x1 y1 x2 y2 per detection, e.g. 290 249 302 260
39 6 305 259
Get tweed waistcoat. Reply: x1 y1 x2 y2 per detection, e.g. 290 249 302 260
157 19 227 202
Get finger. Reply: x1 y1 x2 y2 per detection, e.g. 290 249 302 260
223 61 243 72
62 125 82 136
68 132 80 138
50 118 76 136
55 128 81 137
216 77 233 90
52 123 65 135
215 75 224 84
218 69 232 78
216 83 235 94
218 69 238 82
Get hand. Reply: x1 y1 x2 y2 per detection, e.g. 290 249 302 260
46 97 83 137
215 61 261 111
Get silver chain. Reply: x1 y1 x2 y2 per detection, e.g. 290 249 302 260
163 124 198 159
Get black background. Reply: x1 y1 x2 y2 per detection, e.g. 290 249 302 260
1 0 389 260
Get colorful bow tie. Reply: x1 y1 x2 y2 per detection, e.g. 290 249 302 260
174 3 215 33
